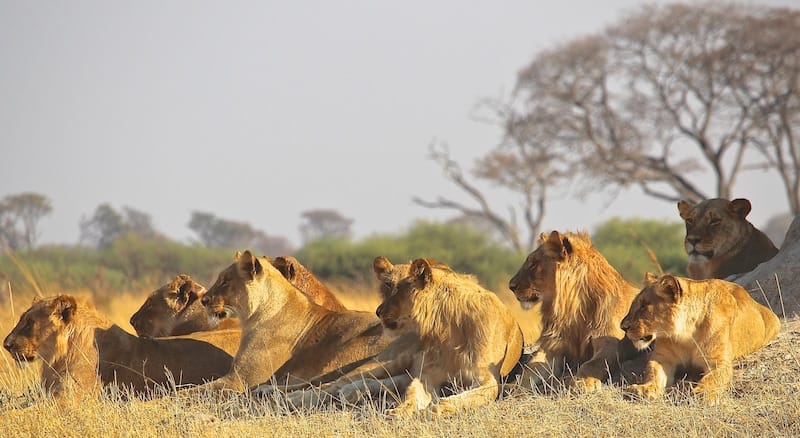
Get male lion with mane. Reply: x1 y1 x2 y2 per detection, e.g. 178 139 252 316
508 230 643 391
621 273 780 401
376 258 523 416
3 295 240 401
193 251 388 393
677 198 778 280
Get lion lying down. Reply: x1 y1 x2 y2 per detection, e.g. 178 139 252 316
377 258 524 416
130 257 347 338
509 231 645 390
621 273 780 401
186 251 389 394
2 295 240 400
253 256 440 407
129 274 240 337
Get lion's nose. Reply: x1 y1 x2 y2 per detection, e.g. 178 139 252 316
620 319 630 331
201 295 210 306
686 237 701 246
3 336 14 352
375 303 384 318
508 277 519 292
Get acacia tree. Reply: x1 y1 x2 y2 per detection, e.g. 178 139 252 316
299 209 353 244
188 211 293 255
418 3 800 249
0 192 53 250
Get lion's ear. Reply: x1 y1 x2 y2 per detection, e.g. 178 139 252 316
539 232 548 244
544 231 568 259
234 251 243 261
410 258 433 288
237 250 263 280
643 272 658 284
272 257 296 281
32 296 42 305
728 198 751 219
373 256 393 278
176 277 195 303
657 275 683 303
677 200 695 220
52 295 77 324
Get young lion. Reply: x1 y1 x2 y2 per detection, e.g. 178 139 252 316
130 275 239 337
261 256 448 408
3 295 240 399
677 198 778 280
377 258 524 416
194 251 389 393
621 273 780 401
508 231 643 391
131 257 346 337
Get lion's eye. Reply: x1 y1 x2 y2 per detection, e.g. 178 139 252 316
709 218 721 226
685 218 695 226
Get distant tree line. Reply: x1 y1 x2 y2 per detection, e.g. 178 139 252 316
0 190 690 295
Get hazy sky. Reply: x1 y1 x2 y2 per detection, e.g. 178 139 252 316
0 1 795 248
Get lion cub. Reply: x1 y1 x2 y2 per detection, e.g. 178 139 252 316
621 273 780 401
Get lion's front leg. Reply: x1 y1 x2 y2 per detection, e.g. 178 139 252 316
385 378 433 417
624 358 673 400
693 361 732 402
515 350 566 390
431 369 499 416
574 337 621 392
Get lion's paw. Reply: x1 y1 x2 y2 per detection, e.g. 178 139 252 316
624 383 662 400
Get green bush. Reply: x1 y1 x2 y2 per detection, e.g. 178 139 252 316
591 217 687 285
296 220 522 287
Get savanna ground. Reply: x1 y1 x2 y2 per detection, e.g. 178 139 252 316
0 282 797 437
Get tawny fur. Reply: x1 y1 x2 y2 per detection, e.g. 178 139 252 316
677 198 778 280
130 257 345 338
380 258 524 416
621 274 780 401
3 295 239 401
190 251 389 394
253 257 425 407
509 230 642 390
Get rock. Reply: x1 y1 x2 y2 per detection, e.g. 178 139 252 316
730 215 800 318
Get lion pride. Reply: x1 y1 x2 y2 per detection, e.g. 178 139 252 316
677 198 778 280
130 256 346 337
193 251 388 393
508 230 643 390
621 273 780 401
376 258 524 416
2 295 239 399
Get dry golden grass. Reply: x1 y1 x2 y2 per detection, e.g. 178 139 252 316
0 284 798 436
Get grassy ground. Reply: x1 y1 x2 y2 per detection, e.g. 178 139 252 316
0 286 797 437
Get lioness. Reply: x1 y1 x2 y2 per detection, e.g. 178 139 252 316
271 256 347 312
3 295 240 399
131 257 346 337
621 273 780 401
508 231 642 390
677 198 778 280
259 256 449 408
378 258 523 416
130 275 239 337
194 251 388 392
